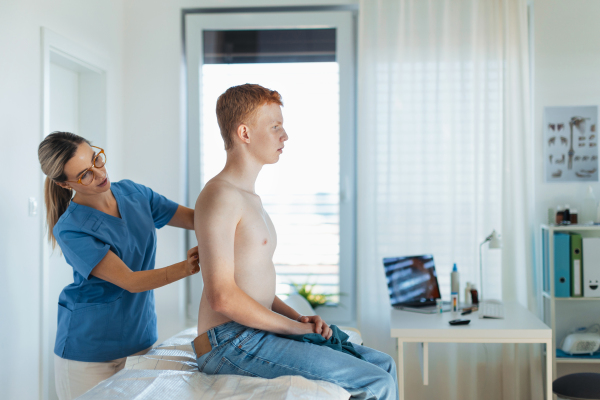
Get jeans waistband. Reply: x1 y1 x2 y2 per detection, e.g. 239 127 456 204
203 321 253 349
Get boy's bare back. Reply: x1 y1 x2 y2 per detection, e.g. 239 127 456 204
195 175 277 334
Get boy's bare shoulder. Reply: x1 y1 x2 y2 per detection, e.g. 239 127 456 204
195 177 244 212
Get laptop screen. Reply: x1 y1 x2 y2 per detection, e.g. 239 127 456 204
383 255 442 306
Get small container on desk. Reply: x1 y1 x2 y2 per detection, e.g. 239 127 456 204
435 298 443 314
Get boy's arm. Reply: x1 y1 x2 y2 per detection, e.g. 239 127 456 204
271 296 302 321
195 184 314 336
272 296 332 339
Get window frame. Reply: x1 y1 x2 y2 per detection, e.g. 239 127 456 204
183 7 357 325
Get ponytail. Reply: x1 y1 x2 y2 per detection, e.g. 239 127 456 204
43 177 73 248
38 132 90 248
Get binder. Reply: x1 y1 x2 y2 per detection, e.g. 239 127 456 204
542 229 550 293
583 238 600 298
569 233 583 297
554 233 571 298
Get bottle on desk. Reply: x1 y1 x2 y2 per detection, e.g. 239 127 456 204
464 282 472 306
451 263 460 312
470 284 479 305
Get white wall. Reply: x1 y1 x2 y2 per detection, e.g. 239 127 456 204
121 0 358 344
533 0 600 223
0 1 124 399
533 0 600 376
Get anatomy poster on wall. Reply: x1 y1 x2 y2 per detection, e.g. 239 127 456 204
544 106 598 182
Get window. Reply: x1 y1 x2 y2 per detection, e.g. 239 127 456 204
185 9 356 323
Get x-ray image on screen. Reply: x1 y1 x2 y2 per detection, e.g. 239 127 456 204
383 255 441 306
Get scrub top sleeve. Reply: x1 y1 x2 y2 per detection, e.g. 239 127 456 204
56 230 111 280
133 182 179 229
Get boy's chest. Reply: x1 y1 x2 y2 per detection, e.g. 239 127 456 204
235 199 278 253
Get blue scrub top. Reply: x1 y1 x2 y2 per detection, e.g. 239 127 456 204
53 179 178 362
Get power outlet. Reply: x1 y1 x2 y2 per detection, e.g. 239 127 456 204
29 197 38 216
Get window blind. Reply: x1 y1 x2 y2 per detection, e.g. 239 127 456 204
375 60 503 300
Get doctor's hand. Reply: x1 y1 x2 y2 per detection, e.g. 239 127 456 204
185 246 200 276
298 315 332 340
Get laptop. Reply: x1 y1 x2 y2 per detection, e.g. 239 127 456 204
383 254 451 314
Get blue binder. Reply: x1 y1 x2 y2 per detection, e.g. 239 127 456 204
554 232 571 297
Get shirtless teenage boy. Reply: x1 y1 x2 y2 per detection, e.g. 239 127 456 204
192 84 398 400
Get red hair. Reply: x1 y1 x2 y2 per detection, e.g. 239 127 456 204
216 84 283 150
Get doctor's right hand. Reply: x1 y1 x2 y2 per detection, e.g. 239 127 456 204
185 246 200 276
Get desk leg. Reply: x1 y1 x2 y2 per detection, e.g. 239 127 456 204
546 340 553 400
397 339 404 400
417 342 429 385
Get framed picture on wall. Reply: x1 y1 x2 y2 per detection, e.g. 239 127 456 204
544 106 598 183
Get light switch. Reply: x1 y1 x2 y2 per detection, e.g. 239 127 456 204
29 197 38 216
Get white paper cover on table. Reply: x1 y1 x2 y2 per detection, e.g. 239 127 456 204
125 349 197 372
154 327 197 347
343 329 363 346
77 369 350 400
124 327 198 371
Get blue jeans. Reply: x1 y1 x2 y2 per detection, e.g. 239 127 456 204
192 321 398 400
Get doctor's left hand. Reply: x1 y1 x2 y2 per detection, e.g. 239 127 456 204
185 246 200 276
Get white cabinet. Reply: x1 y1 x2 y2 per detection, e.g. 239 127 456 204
540 224 600 380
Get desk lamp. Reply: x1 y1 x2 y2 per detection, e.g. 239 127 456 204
479 230 502 302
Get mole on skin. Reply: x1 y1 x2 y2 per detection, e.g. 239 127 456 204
263 239 268 245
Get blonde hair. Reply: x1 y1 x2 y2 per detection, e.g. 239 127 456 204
38 132 90 248
216 84 283 150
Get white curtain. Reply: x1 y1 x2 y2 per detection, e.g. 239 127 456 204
357 0 540 399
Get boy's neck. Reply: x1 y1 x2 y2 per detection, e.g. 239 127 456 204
221 149 263 194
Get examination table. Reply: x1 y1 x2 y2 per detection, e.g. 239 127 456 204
76 294 363 400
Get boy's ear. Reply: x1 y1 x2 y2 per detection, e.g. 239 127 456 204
237 124 251 144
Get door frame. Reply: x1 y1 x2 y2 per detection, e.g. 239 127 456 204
40 27 108 400
182 6 358 324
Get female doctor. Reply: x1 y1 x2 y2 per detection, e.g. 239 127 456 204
38 132 200 400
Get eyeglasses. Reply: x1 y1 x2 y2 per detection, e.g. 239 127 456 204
65 146 107 186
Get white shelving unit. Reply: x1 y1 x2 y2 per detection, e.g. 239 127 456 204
540 224 600 379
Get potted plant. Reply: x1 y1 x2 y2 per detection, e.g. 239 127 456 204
289 282 343 309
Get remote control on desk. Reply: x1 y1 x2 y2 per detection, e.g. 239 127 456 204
449 319 471 326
